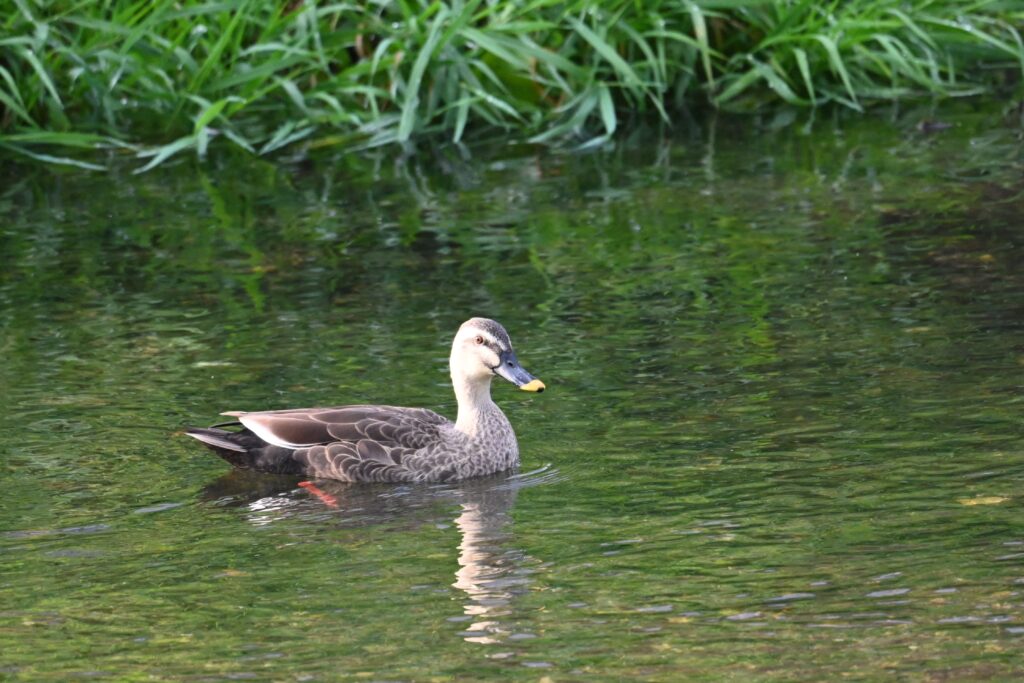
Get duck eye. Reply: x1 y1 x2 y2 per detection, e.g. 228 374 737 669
474 335 484 345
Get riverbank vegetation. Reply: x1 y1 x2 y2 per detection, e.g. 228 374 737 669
2 0 1022 170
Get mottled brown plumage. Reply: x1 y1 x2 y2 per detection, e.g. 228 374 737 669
186 318 544 483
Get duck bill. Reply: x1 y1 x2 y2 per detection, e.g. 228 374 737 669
495 349 545 393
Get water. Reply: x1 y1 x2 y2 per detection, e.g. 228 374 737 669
2 104 1024 680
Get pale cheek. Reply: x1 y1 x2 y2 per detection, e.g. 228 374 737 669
457 341 499 377
461 350 493 378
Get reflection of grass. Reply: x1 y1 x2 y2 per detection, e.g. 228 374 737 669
1 1 1021 170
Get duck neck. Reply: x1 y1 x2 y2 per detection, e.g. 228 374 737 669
452 373 497 437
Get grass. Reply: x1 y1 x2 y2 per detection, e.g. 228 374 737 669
1 0 1022 171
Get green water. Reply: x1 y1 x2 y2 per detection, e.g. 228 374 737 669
2 105 1024 681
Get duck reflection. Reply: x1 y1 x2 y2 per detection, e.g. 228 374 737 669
201 471 534 645
450 480 526 644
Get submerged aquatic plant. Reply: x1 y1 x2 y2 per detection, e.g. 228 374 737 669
1 0 1021 170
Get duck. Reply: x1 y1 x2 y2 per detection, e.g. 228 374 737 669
185 318 545 483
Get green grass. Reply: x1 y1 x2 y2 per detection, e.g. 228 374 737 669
1 0 1022 170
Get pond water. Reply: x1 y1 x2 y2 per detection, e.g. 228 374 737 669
2 103 1023 681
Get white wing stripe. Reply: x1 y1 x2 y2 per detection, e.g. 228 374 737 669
240 416 309 449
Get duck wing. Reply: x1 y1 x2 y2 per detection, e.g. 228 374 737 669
220 405 457 482
223 405 450 450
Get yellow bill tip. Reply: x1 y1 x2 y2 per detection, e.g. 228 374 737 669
520 379 546 393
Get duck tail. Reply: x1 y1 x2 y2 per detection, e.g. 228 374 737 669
186 427 245 450
185 424 302 474
185 425 259 469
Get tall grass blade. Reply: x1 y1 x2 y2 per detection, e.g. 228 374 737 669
1 131 116 147
792 48 815 104
685 1 715 88
567 17 645 89
714 66 763 105
258 121 315 155
0 69 36 125
598 84 616 135
813 35 861 110
17 48 63 108
454 93 470 143
190 96 242 133
188 0 249 93
134 136 196 174
0 143 106 171
398 7 449 143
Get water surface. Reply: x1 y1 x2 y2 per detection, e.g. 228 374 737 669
2 104 1024 680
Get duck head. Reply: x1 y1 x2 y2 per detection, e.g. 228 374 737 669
450 318 545 393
